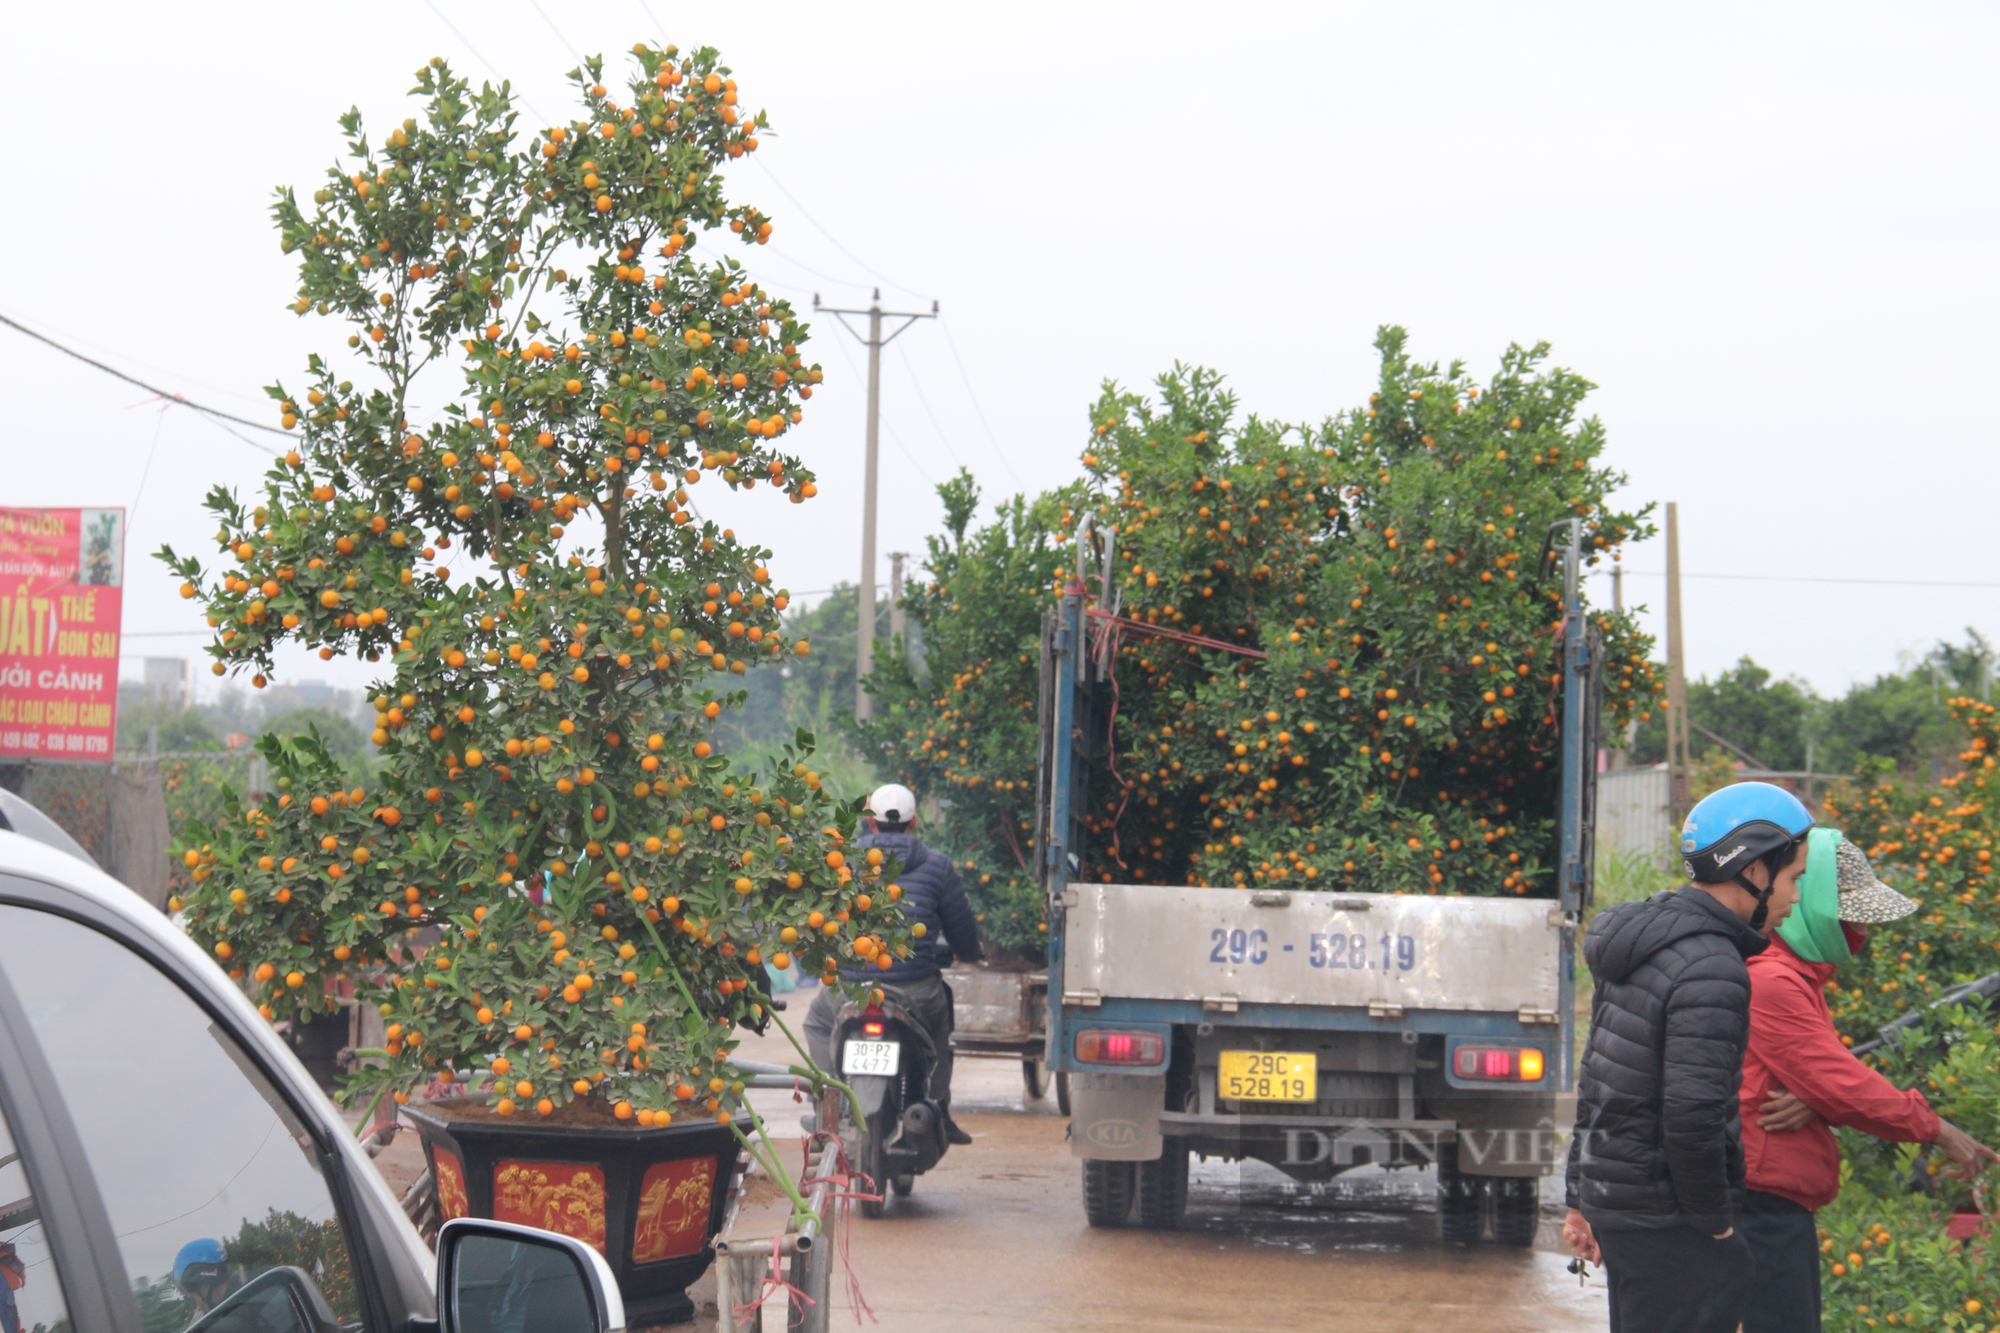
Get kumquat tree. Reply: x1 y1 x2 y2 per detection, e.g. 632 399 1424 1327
1806 700 2000 1330
159 44 911 1163
858 329 1661 956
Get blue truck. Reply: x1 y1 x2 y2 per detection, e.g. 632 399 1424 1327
1037 519 1601 1243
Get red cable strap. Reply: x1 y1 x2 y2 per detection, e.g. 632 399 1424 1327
1083 606 1270 660
1078 604 1270 870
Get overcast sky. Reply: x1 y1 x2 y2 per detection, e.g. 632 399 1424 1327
3 1 1994 708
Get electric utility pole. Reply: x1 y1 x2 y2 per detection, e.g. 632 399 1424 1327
815 290 937 721
1664 503 1693 825
1608 564 1626 772
887 551 908 674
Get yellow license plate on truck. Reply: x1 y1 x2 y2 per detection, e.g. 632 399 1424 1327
1218 1051 1317 1103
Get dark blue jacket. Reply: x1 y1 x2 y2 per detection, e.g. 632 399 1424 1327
844 831 984 983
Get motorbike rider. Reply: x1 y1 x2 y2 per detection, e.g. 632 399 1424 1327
172 1238 244 1317
804 783 984 1146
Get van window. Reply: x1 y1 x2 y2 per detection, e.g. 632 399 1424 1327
0 908 365 1332
0 1096 73 1333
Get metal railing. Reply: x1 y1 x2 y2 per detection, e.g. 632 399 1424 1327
714 1128 844 1333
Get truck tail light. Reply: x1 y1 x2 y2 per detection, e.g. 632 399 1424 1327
1075 1029 1164 1066
1452 1045 1545 1082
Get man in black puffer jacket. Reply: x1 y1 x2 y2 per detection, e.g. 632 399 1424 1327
1564 781 1813 1333
804 783 984 1143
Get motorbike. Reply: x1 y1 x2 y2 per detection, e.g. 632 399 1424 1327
820 987 952 1217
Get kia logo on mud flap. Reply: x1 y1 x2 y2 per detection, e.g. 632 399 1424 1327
1084 1119 1141 1148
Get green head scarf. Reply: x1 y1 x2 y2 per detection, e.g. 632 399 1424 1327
1777 826 1850 965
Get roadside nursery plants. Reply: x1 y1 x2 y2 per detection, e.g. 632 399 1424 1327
857 332 1660 955
1811 698 2000 1329
162 46 909 1136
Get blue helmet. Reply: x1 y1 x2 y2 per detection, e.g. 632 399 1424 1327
1681 781 1813 928
173 1239 227 1287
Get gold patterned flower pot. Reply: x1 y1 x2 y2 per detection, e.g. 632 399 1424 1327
404 1098 742 1326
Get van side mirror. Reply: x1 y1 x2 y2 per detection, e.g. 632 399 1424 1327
436 1218 625 1333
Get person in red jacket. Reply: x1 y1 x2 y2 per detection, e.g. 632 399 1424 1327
1739 830 1999 1333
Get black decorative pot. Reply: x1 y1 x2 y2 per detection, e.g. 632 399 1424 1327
403 1099 743 1327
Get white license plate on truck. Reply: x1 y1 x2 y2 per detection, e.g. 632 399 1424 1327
842 1039 900 1076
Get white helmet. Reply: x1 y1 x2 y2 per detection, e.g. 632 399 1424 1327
867 783 917 825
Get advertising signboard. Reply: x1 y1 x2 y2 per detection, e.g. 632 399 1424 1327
0 507 124 761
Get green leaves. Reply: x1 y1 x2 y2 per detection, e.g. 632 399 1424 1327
163 43 892 1124
859 330 1656 953
1805 703 2000 1328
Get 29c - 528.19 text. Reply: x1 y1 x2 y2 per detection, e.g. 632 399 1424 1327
1207 929 1418 971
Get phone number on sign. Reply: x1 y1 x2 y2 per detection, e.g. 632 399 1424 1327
1208 929 1418 971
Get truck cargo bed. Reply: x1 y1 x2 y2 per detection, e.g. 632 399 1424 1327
1061 883 1561 1017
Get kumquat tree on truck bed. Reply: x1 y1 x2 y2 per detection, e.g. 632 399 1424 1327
160 45 911 1148
858 329 1661 956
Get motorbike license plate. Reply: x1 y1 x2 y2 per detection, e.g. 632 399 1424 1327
842 1039 901 1076
1218 1050 1317 1103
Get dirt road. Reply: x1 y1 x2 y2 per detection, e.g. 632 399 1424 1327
680 1009 1612 1331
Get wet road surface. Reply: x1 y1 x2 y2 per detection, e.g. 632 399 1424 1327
679 1010 1612 1331
363 990 1612 1330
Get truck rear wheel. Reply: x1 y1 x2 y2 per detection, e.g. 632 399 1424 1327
1023 1057 1049 1101
1436 1145 1483 1245
1082 1159 1136 1227
1492 1176 1540 1248
1135 1139 1188 1230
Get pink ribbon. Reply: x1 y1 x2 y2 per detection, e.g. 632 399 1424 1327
729 1232 813 1323
799 1130 879 1324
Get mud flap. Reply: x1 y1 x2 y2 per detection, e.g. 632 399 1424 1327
849 1073 896 1124
1446 1099 1559 1179
1068 1071 1163 1160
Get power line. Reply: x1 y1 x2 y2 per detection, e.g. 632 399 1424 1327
431 3 966 524
633 0 669 42
3 312 272 408
825 335 935 483
1597 568 2000 591
609 1 932 308
128 404 170 529
524 0 583 66
891 341 967 473
938 317 1024 488
421 0 552 123
201 415 284 455
747 157 932 304
752 245 878 296
0 311 282 453
432 2 910 322
878 418 939 487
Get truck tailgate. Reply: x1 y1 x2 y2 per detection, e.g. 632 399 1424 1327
1063 883 1560 1015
